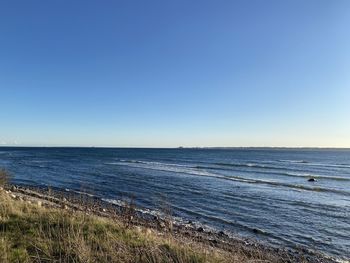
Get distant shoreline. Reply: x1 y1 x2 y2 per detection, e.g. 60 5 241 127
1 146 350 150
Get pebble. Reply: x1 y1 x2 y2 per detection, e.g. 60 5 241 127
218 231 228 237
197 227 204 232
210 239 218 244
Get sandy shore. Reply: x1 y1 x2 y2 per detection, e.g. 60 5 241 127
4 184 338 263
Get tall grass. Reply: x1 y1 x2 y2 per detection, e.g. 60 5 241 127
0 169 11 187
0 189 233 263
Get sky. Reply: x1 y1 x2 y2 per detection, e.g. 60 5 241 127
0 0 349 148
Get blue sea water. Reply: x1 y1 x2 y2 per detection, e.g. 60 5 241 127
0 147 349 259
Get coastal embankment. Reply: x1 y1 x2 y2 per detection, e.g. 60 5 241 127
0 183 337 263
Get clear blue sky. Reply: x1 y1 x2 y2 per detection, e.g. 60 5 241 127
0 0 349 147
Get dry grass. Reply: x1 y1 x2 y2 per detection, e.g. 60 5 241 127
0 189 239 263
0 169 11 187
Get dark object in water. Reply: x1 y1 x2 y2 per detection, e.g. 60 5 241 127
308 178 317 182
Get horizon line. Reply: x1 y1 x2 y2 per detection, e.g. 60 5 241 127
1 145 350 150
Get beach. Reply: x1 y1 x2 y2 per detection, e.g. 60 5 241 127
0 184 337 263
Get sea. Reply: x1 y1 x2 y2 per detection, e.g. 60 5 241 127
0 147 349 260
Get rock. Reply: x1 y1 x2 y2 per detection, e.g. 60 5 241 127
167 220 173 231
308 178 317 182
252 228 259 233
218 231 228 237
210 239 218 244
37 201 42 207
10 194 17 199
197 227 204 232
146 228 152 235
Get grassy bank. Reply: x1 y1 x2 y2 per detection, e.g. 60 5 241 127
0 188 236 263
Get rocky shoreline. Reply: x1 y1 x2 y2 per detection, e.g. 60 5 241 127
4 184 338 263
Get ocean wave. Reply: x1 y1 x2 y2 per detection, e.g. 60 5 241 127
214 162 285 170
221 176 350 196
22 163 49 169
106 160 350 196
252 170 350 181
238 179 350 197
279 160 309 164
186 165 349 182
30 160 54 164
106 160 216 178
310 163 350 169
279 160 350 169
170 204 278 238
287 173 348 181
102 198 188 225
116 159 190 167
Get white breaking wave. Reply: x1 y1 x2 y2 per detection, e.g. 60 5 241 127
279 160 309 164
107 160 217 178
102 198 187 225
